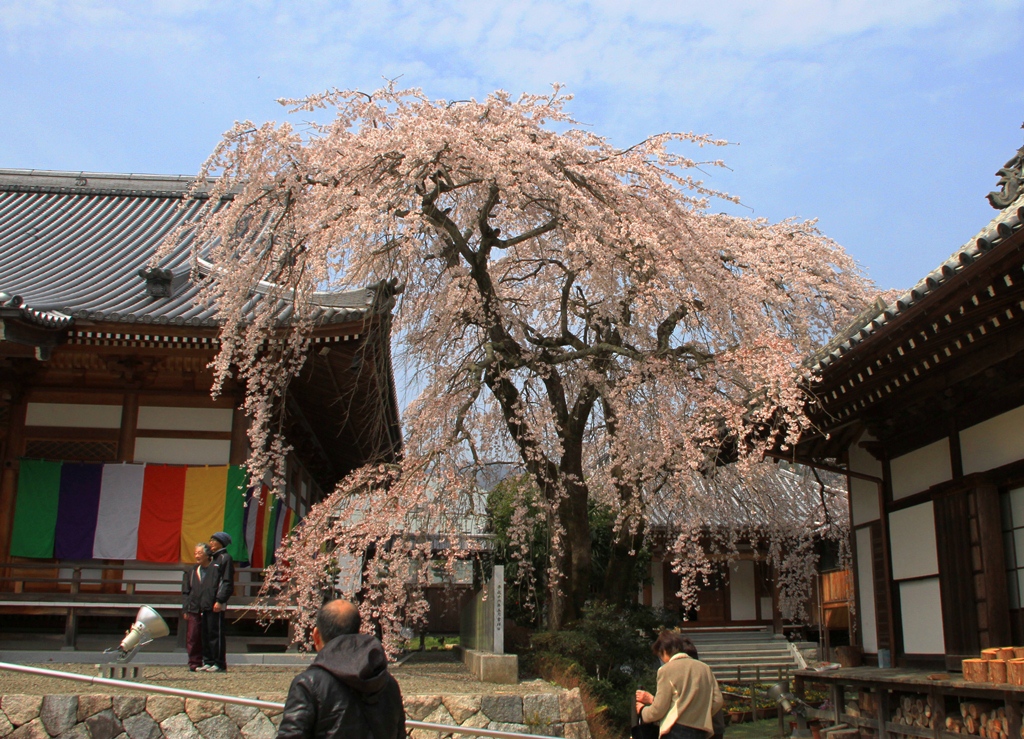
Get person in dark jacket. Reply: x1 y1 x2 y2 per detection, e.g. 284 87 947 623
199 531 234 672
181 543 214 671
276 600 406 739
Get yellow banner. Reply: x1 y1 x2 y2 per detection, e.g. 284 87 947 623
179 466 229 562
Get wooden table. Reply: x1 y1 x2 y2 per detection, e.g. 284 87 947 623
793 667 1024 739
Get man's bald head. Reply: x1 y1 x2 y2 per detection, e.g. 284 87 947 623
315 600 361 645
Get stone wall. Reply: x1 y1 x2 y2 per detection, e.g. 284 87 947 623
0 690 591 739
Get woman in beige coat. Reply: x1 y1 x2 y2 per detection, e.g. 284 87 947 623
636 631 724 739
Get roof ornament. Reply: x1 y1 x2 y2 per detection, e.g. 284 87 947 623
987 123 1024 210
137 267 175 298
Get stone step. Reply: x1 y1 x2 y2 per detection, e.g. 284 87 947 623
701 654 793 664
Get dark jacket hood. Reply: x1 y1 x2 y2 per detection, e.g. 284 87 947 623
311 633 391 695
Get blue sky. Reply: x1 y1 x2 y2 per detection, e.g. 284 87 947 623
2 0 1023 290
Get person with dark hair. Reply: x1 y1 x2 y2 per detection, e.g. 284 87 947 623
181 543 213 671
676 637 726 739
636 630 724 739
277 600 406 739
198 531 234 672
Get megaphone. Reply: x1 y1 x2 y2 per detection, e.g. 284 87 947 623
767 681 804 716
105 606 170 663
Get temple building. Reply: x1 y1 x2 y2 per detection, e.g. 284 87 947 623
0 168 402 646
789 135 1024 669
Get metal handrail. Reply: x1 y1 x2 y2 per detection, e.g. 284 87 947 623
0 662 562 739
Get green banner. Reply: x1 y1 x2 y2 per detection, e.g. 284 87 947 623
224 465 249 562
10 460 62 558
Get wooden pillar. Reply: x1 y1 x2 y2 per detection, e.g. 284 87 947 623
229 402 248 466
771 566 783 635
117 391 138 463
0 396 28 576
976 482 1011 647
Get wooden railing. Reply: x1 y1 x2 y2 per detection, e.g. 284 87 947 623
0 560 267 602
0 560 291 649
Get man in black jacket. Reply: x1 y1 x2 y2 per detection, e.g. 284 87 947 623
276 600 406 739
198 531 234 672
181 543 214 671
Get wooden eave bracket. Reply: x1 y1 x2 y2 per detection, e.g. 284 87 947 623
0 316 68 361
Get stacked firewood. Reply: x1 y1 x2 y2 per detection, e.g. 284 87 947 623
945 703 1008 738
963 647 1024 685
891 695 938 731
844 691 878 719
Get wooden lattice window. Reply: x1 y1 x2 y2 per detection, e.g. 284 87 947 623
23 438 118 462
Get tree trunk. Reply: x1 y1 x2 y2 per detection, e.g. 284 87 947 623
604 520 645 606
545 478 592 630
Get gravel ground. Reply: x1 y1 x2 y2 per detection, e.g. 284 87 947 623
0 652 558 700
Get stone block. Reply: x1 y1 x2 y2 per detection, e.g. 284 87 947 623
78 695 113 722
411 704 458 739
461 713 490 730
224 703 259 728
558 689 585 723
122 712 162 739
255 696 285 717
160 712 202 739
9 718 47 739
55 724 91 739
240 712 277 739
442 695 481 724
197 714 242 739
3 696 42 727
489 721 529 733
563 720 592 739
145 696 184 724
481 695 523 724
462 649 519 684
40 695 79 736
112 697 146 721
186 699 224 723
86 709 124 739
524 694 561 726
404 695 443 721
0 712 12 737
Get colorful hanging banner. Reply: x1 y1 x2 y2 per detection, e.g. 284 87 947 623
7 461 295 565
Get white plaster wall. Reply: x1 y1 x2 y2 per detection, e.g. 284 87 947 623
137 406 233 432
851 478 880 525
889 502 939 580
26 402 122 428
729 559 757 621
890 439 951 500
133 437 231 465
855 527 878 653
760 596 773 621
961 404 1024 475
652 560 665 609
899 578 945 654
849 433 883 477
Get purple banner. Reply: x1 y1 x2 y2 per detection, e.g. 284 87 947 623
54 463 104 559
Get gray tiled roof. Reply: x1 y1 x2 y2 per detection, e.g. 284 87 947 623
813 191 1024 370
0 169 377 330
645 466 846 534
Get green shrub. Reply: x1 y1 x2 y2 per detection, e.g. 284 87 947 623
521 601 673 731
